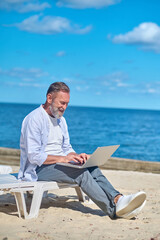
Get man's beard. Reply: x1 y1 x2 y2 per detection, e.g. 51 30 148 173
49 103 64 119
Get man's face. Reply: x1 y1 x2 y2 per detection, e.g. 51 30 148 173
49 91 70 118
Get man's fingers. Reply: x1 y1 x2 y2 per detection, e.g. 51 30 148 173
79 153 87 161
74 155 84 163
65 153 88 164
65 155 83 163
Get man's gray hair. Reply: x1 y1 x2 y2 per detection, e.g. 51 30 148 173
46 82 70 96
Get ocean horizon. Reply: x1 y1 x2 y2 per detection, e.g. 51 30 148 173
1 101 160 112
0 102 160 162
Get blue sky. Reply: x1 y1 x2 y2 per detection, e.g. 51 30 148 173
0 0 160 110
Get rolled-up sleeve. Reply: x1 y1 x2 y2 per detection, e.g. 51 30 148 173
22 117 48 166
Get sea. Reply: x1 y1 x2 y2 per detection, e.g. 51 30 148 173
0 102 160 162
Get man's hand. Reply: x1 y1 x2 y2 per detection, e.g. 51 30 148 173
64 153 84 164
66 152 90 164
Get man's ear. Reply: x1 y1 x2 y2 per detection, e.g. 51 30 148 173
46 93 53 104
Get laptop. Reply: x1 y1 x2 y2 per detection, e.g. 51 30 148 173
56 145 120 169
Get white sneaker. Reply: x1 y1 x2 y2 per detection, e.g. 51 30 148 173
121 200 146 219
116 191 146 218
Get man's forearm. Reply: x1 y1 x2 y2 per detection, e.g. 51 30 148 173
43 155 65 165
67 152 77 156
43 152 84 165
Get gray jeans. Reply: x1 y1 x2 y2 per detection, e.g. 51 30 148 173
36 164 120 219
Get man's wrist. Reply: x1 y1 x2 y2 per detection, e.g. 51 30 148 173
67 152 77 156
58 156 66 163
44 155 65 164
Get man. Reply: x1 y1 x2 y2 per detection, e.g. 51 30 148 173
18 82 146 219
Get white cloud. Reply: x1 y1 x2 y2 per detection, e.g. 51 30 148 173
97 73 160 95
10 15 92 35
116 82 128 87
111 22 160 53
96 91 101 95
18 2 51 13
76 85 89 91
143 82 160 94
56 0 120 9
0 0 51 13
0 67 48 80
56 51 66 57
6 81 45 88
101 71 130 89
67 71 130 94
0 67 49 88
101 72 160 95
147 88 156 93
128 81 160 95
19 82 42 87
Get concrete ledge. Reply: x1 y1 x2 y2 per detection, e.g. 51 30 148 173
0 147 20 156
0 147 20 166
102 157 160 174
0 147 160 174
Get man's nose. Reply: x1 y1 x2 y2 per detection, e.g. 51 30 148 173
63 103 68 110
60 104 67 110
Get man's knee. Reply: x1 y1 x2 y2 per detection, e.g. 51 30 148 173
88 166 102 177
75 168 93 186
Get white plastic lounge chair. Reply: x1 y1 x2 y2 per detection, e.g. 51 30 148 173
0 165 12 174
0 173 85 219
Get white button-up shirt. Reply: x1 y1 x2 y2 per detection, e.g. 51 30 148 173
18 105 75 181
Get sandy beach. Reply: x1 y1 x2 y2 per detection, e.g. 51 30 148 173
0 168 160 240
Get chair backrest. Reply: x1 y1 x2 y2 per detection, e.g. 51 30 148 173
0 174 36 190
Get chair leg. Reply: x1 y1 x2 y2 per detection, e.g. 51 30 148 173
26 185 44 219
74 186 86 202
13 191 28 218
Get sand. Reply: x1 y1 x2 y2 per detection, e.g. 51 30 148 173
0 168 160 240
